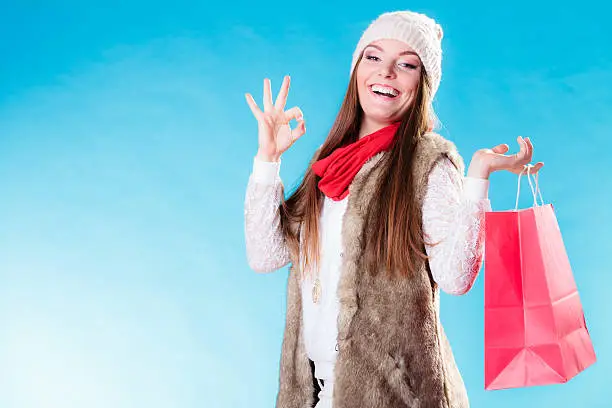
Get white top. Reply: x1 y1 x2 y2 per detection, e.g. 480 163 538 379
244 155 491 403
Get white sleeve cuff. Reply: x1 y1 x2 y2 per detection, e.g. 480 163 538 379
252 156 281 185
463 177 489 201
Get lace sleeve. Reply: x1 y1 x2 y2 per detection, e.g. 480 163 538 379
244 160 291 273
422 157 492 295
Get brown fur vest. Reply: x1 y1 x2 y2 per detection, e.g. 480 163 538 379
276 132 470 408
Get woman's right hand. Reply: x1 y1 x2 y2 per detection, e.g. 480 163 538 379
245 76 306 162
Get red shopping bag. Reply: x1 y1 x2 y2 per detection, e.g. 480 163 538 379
484 167 596 390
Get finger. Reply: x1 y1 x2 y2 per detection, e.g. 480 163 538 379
290 118 307 143
284 106 304 123
529 161 545 174
524 137 534 162
245 93 262 119
274 75 291 111
263 78 273 111
491 144 509 154
515 136 528 161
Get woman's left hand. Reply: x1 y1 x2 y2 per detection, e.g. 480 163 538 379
467 136 544 179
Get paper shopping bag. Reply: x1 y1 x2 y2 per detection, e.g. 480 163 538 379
484 167 596 390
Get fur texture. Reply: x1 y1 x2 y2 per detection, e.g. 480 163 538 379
276 133 470 408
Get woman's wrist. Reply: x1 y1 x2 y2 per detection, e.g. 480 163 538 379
467 156 491 180
256 150 281 162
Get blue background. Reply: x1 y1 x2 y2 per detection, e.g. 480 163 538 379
0 1 609 406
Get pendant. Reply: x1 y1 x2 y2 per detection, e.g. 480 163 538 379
312 277 321 304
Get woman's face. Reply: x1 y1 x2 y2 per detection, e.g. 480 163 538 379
356 39 422 127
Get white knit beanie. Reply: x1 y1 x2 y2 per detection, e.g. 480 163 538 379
350 11 444 99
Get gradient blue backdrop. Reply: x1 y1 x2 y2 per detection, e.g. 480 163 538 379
0 1 610 407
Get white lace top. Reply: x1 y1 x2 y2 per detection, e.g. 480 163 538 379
244 154 491 399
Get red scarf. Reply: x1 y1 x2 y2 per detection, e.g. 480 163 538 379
312 122 401 201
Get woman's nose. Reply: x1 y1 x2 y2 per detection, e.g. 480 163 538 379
378 65 394 78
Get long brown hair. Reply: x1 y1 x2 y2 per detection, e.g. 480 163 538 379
280 53 436 279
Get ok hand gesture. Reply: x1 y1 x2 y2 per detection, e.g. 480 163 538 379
245 76 306 162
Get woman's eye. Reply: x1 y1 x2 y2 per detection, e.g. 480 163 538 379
365 55 417 70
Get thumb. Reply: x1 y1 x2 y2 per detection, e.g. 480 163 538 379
491 144 509 154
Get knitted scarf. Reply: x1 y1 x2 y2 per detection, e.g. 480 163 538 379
312 121 401 201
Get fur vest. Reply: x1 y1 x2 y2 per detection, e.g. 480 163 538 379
276 132 470 408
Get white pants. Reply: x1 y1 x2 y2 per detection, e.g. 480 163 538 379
314 378 334 408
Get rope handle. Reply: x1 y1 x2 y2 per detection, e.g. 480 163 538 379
515 164 545 210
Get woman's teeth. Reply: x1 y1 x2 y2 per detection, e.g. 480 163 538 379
371 84 399 98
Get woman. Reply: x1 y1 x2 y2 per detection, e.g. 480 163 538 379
244 11 543 408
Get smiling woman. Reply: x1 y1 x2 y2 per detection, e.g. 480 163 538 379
243 10 543 408
356 40 425 138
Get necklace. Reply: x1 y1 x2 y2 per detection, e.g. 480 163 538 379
312 277 322 304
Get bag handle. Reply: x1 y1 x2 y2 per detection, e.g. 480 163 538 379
515 164 545 210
